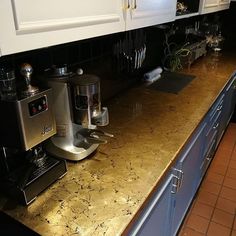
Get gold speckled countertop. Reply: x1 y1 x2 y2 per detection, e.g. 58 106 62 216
0 52 236 236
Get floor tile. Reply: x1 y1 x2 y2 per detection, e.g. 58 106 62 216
219 136 235 152
179 227 205 236
232 230 236 236
201 181 222 195
215 197 236 214
229 160 236 170
209 163 228 176
220 186 236 202
206 222 231 236
191 201 214 220
231 147 236 160
211 208 234 228
205 172 224 185
186 213 209 234
197 190 218 207
223 123 236 137
219 138 233 150
213 148 231 163
226 168 236 180
223 177 236 190
234 218 236 230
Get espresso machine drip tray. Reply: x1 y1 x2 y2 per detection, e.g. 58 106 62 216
1 155 67 205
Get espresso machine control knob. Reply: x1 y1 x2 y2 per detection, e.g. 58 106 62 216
20 63 39 97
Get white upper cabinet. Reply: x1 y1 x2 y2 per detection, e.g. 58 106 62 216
0 0 125 56
199 0 231 14
125 0 176 30
219 0 231 5
0 0 176 56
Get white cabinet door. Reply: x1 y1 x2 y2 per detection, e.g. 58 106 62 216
200 0 231 14
219 0 231 5
0 0 125 56
125 0 176 30
204 0 219 7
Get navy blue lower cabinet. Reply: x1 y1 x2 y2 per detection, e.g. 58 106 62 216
219 74 236 144
127 73 236 236
128 173 174 236
170 123 206 236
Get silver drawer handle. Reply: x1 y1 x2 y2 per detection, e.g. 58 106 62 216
217 105 223 111
213 123 219 129
171 175 180 194
171 168 184 194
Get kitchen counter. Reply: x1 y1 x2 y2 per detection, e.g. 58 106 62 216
1 51 236 236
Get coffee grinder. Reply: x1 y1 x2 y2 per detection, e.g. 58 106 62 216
44 65 112 161
0 64 67 205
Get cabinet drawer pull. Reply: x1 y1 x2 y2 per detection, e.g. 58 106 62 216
172 168 184 193
213 123 219 129
171 184 178 194
171 175 180 194
217 105 223 111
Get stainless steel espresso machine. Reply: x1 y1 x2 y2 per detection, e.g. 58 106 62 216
0 64 67 205
44 65 112 161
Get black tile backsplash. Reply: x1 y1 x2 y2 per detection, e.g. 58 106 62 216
0 7 235 100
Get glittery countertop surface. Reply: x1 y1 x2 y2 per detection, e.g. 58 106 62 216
0 52 236 236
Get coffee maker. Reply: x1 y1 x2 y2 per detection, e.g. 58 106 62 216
44 65 112 161
0 64 67 205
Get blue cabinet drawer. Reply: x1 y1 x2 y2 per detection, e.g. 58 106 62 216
203 94 224 156
207 94 224 120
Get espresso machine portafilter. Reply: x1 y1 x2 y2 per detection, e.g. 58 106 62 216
45 65 112 161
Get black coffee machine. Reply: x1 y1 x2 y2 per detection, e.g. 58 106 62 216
0 64 67 205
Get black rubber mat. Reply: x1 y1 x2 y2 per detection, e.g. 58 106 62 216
0 211 40 236
148 72 196 94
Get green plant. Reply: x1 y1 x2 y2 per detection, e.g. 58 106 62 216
162 29 191 71
166 46 191 71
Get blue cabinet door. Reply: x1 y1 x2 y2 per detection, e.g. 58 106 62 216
129 173 173 236
220 75 236 135
171 123 206 236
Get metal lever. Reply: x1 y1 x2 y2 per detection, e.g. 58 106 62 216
20 63 39 97
20 63 33 87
